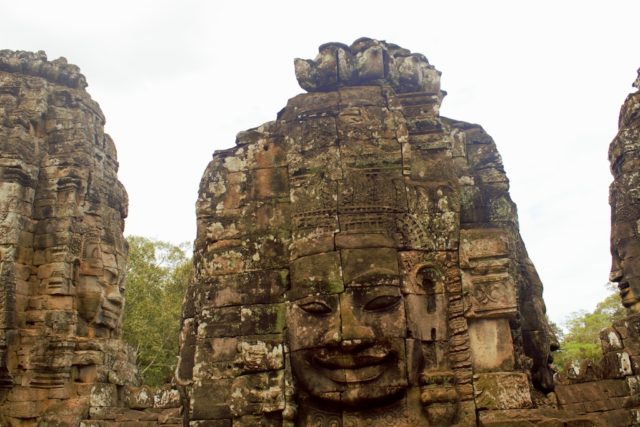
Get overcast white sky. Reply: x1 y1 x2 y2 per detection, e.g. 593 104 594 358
2 0 638 325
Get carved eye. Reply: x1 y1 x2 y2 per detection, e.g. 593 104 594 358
364 295 401 311
299 301 332 315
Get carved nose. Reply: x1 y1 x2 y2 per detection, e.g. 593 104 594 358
340 314 375 345
338 294 375 347
106 285 123 306
610 269 622 283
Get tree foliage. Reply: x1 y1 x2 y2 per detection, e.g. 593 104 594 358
553 284 626 371
122 236 191 386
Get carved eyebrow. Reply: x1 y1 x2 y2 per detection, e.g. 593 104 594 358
348 268 400 286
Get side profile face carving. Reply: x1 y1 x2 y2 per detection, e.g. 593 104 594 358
287 247 408 406
609 74 640 314
611 237 640 312
76 234 126 336
77 267 124 332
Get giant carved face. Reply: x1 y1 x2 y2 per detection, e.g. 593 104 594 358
76 234 125 336
77 267 124 333
611 236 640 312
286 245 409 407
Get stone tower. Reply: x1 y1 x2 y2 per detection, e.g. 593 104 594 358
610 68 640 313
177 38 558 426
0 50 139 425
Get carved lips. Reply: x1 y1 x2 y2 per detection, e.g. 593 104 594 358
100 305 122 327
312 346 394 384
618 280 636 307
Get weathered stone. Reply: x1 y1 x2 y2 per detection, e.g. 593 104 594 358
468 319 515 371
555 379 630 405
473 372 533 410
477 409 598 427
178 38 557 426
610 67 640 313
0 49 142 425
123 385 155 410
8 38 638 427
90 383 118 407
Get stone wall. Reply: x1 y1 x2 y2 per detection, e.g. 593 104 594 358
550 314 640 426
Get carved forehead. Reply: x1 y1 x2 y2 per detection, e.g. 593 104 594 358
290 247 400 282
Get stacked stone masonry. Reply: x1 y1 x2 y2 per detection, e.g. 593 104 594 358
0 50 181 426
177 38 574 426
1 39 640 426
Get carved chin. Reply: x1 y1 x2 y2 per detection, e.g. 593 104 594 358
621 294 637 307
96 308 121 330
339 385 406 407
78 301 121 331
310 382 406 408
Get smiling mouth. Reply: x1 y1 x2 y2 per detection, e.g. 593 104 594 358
619 282 633 303
313 351 392 384
100 306 122 323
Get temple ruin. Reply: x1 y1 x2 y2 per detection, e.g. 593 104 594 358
0 39 640 426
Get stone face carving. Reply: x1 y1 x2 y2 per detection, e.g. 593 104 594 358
610 67 640 313
0 50 139 425
76 231 127 337
179 38 558 425
3 42 639 427
287 246 409 408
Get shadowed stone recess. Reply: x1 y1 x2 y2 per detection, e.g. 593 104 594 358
177 38 563 426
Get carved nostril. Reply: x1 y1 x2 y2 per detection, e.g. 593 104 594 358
323 330 342 345
341 324 375 343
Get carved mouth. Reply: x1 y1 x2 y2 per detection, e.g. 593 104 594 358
312 351 393 384
619 281 633 304
100 306 122 323
47 277 66 287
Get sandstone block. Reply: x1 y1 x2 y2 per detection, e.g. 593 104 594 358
468 319 515 371
473 372 533 410
90 383 118 407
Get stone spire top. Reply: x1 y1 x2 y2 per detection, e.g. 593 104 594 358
294 37 442 94
0 49 88 89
